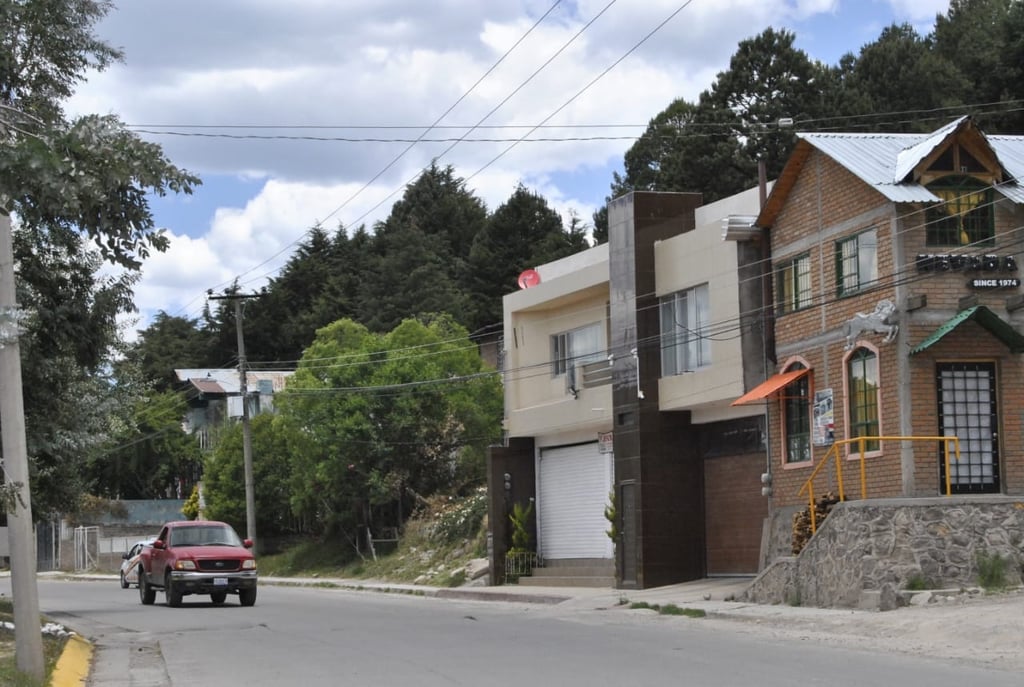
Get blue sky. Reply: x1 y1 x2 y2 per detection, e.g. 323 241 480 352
68 0 950 334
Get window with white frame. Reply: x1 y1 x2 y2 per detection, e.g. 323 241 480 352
659 283 711 376
551 323 602 376
836 229 878 297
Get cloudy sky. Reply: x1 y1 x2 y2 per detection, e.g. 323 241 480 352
67 0 951 336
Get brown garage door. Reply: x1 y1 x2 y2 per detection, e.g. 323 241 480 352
703 452 768 575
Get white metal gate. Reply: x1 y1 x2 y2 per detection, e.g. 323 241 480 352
74 526 99 572
538 443 613 560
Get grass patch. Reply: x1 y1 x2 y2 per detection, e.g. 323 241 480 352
904 572 932 591
976 551 1010 592
0 599 68 687
628 601 705 618
257 539 354 578
658 604 706 618
258 492 489 588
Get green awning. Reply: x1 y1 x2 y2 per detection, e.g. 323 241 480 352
910 305 1024 355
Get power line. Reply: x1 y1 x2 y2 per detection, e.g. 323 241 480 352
212 0 570 296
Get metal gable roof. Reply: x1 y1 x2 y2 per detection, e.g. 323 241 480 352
910 306 1024 355
893 116 969 182
795 120 1024 205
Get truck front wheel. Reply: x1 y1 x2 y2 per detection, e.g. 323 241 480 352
165 572 183 607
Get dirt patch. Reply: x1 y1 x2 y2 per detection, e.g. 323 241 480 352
711 588 1024 672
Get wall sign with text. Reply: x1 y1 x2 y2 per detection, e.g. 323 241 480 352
968 277 1021 289
916 254 1018 273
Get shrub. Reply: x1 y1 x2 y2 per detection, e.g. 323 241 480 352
904 572 931 591
431 487 488 543
976 550 1009 592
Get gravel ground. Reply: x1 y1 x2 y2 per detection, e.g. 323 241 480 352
698 588 1024 672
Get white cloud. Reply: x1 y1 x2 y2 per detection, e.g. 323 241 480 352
63 0 943 333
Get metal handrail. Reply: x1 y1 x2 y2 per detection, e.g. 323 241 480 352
797 435 962 533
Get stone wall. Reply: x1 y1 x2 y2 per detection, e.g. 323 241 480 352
743 496 1024 608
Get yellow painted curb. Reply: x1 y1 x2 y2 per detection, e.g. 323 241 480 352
49 633 92 687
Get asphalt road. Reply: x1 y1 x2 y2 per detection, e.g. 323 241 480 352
5 578 1020 687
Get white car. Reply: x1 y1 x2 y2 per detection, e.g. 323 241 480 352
120 539 154 589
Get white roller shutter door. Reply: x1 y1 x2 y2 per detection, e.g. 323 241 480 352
538 443 613 560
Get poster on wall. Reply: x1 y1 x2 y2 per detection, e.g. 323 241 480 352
813 388 835 446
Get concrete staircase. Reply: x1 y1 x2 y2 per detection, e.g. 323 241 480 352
516 558 615 588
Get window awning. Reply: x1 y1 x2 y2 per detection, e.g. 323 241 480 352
910 305 1024 355
731 368 810 406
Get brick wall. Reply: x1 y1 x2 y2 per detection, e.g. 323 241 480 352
766 146 1024 516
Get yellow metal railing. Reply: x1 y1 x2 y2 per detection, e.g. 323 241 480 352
797 435 962 533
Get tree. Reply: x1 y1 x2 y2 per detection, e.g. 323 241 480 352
125 312 213 392
86 389 201 500
243 224 367 365
933 0 1024 132
464 183 579 331
842 24 968 132
596 29 837 237
276 315 502 542
202 412 296 538
358 165 487 331
1 2 198 675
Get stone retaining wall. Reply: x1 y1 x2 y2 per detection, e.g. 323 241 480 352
743 496 1024 608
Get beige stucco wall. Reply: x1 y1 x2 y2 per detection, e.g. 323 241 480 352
503 244 612 438
655 186 763 422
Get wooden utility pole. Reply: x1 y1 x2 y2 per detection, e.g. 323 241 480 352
209 292 261 554
0 209 45 679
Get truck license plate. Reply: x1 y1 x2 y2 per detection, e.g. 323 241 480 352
214 577 228 586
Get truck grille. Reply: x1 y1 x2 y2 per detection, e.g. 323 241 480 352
197 559 242 572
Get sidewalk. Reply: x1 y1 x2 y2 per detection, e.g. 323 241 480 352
53 574 1024 685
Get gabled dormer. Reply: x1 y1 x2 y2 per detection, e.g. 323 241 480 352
895 117 1013 248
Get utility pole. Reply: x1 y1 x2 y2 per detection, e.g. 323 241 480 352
0 209 45 679
209 291 262 554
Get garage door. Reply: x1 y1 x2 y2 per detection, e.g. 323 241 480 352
704 452 767 574
538 443 613 560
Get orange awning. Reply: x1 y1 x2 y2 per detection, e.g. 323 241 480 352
731 368 810 406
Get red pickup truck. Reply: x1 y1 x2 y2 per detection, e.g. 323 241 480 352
138 520 258 607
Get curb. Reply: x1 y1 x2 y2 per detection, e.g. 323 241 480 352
435 588 571 605
49 633 92 687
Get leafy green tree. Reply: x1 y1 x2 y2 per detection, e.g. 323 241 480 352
201 412 297 538
0 0 199 521
87 389 201 501
277 315 502 539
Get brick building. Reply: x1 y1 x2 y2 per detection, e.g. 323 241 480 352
737 116 1024 557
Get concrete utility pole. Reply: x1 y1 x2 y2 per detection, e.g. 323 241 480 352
0 210 45 679
209 292 261 554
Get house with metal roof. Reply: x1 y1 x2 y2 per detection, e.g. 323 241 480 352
738 116 1024 605
174 368 294 450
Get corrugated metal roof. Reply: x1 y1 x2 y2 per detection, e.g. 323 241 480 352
190 379 225 394
910 306 1024 355
796 120 1024 204
175 368 294 395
